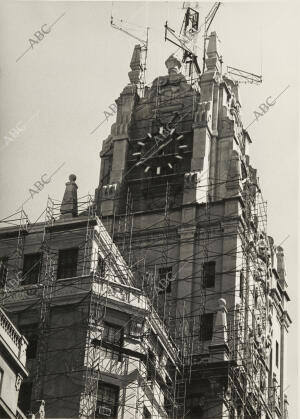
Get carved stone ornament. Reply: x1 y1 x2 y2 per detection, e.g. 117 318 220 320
165 54 182 74
15 373 22 391
194 101 211 126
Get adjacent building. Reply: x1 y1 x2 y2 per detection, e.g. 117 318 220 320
0 306 28 419
0 192 180 419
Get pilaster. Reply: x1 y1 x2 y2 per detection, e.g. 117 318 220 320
176 207 197 327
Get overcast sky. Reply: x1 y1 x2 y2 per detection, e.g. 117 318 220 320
0 0 298 414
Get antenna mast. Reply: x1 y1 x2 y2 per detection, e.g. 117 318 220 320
225 65 262 84
110 15 149 96
164 3 222 85
165 7 201 81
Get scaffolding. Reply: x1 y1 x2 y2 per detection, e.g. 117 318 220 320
0 153 289 419
100 139 286 418
224 171 279 418
0 209 29 302
33 197 56 402
0 192 185 419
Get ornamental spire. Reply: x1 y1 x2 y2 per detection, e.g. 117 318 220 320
60 174 78 218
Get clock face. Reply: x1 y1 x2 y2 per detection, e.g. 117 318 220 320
129 118 189 176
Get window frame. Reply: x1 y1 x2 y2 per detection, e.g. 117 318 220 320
158 266 173 294
202 261 216 288
199 312 214 341
57 247 79 279
102 322 124 362
0 368 3 396
146 349 156 383
143 405 152 418
18 381 33 415
97 254 106 278
96 382 119 419
239 270 244 298
22 253 43 286
0 257 8 288
275 341 279 368
102 322 123 346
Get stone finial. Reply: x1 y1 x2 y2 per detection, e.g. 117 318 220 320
165 54 182 74
60 174 78 218
39 401 45 419
128 44 142 84
15 373 22 391
276 245 286 284
218 298 226 310
205 31 220 72
211 298 228 346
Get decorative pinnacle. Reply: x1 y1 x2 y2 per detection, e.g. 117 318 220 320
128 44 142 84
206 31 220 72
60 174 78 218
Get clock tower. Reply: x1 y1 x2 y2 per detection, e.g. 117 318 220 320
95 32 290 419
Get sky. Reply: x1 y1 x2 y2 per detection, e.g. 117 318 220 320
0 0 298 415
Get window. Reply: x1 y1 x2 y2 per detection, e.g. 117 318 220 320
268 348 273 396
164 397 172 418
96 382 119 419
98 255 106 277
276 341 279 368
102 323 123 361
0 369 3 395
186 395 205 417
239 270 244 298
102 323 123 346
156 341 164 361
143 406 151 418
146 350 156 382
158 266 173 294
57 248 78 279
18 382 32 415
0 257 8 288
22 253 42 285
19 324 38 359
203 261 216 288
199 313 214 341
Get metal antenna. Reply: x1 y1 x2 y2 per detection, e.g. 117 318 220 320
226 66 262 85
165 7 201 80
110 14 149 96
164 3 222 84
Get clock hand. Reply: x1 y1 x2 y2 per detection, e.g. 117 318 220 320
135 140 161 166
133 112 189 169
136 133 177 167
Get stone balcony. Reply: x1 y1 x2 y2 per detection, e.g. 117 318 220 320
0 307 28 367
